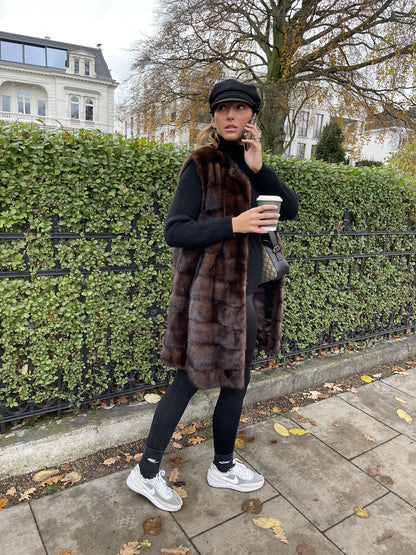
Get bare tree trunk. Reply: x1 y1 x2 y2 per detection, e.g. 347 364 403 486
259 81 290 154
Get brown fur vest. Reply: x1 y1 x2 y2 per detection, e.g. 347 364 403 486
161 146 285 390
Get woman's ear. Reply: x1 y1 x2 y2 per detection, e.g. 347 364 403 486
211 117 216 129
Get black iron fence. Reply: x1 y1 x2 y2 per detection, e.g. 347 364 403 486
0 214 415 431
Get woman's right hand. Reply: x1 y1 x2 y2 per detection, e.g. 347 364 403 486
232 205 279 234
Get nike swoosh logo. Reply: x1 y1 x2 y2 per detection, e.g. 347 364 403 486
221 475 239 484
143 483 156 495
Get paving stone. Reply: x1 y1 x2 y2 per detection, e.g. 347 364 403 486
325 493 416 554
234 417 387 531
31 470 197 555
192 495 342 554
291 396 398 459
352 434 416 507
340 382 416 439
382 371 416 397
169 441 279 538
0 503 46 555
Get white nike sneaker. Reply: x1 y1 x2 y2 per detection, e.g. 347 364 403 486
207 459 264 492
126 465 183 512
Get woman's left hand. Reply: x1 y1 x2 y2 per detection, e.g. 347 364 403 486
242 123 263 173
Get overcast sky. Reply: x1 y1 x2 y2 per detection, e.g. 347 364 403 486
1 0 157 101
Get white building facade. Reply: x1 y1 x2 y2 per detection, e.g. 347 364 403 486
0 31 118 133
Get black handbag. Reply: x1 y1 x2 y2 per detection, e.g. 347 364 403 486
259 231 289 284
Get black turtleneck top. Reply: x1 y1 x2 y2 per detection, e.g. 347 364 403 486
164 137 298 294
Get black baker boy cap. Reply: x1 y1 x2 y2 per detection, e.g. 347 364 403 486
209 79 261 114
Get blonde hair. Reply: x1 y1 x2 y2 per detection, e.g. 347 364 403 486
196 125 220 148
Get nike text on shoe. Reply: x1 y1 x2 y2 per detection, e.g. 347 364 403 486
126 465 182 512
207 459 264 492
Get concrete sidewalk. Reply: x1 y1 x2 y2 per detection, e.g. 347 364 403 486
1 358 416 553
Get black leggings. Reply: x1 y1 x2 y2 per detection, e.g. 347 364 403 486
139 294 257 478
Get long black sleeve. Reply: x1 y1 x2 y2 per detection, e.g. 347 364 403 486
164 162 234 248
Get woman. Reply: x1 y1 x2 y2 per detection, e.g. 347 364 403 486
127 79 298 511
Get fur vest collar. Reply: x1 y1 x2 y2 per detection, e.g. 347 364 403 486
161 146 285 390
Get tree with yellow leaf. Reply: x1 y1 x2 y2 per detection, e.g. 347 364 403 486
126 0 416 154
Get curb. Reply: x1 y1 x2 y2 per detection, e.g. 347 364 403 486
1 335 415 480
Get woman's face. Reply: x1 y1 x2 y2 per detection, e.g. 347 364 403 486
211 101 253 143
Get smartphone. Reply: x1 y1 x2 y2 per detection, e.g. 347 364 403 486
244 114 257 148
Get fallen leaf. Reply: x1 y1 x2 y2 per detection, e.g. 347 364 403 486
296 416 307 423
380 475 394 485
272 407 281 414
142 516 162 536
308 418 317 426
377 533 393 543
308 391 320 400
273 525 289 544
0 498 8 510
332 421 340 427
257 410 267 415
241 498 263 514
288 397 296 405
60 464 72 472
395 397 408 404
354 506 370 518
361 375 374 383
274 422 289 437
363 434 375 442
172 442 182 449
252 517 281 529
172 485 188 499
296 542 316 555
350 387 358 394
289 428 310 435
397 408 412 424
144 393 161 404
33 468 60 482
188 436 205 445
372 373 382 378
172 431 183 440
19 488 37 501
169 456 187 467
117 541 141 555
40 475 63 487
122 452 132 463
160 545 190 554
169 468 179 483
6 487 16 496
139 539 151 547
368 468 380 477
104 456 121 466
291 406 300 412
57 550 72 555
133 453 143 462
181 425 196 435
235 437 246 449
61 471 82 485
239 416 249 422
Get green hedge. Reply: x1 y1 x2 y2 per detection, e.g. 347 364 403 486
0 122 415 410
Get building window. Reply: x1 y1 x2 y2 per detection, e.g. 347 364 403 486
284 109 294 134
46 47 67 69
74 59 80 74
37 101 46 117
313 114 324 138
296 143 306 159
85 99 93 121
311 144 317 158
2 96 11 112
298 111 309 137
84 61 90 76
1 40 23 62
71 96 79 119
18 89 31 114
24 44 46 66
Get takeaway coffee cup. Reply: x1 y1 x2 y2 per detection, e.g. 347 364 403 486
257 195 282 231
